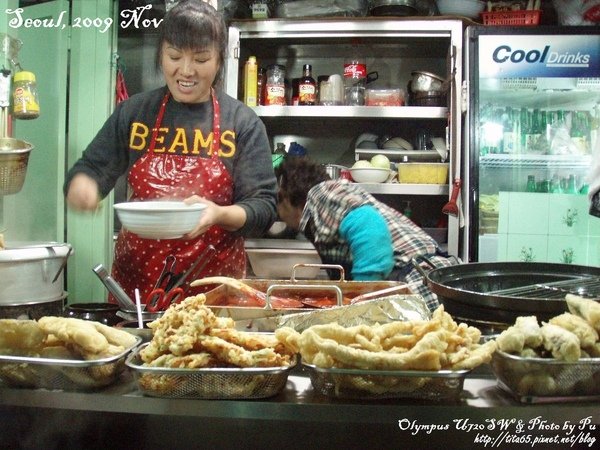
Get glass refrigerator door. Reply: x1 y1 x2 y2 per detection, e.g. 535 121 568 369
470 30 600 265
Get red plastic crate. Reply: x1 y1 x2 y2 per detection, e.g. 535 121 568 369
481 9 541 26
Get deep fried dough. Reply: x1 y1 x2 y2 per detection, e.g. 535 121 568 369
147 352 218 369
497 327 525 354
514 315 543 348
540 323 581 362
566 294 600 332
549 313 598 348
0 319 45 352
37 317 109 354
196 335 291 368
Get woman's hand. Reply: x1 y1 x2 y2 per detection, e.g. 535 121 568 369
66 173 101 211
183 195 247 239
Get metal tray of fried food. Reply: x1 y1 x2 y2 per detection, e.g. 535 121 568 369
126 344 296 399
303 363 469 401
491 350 600 403
0 336 142 391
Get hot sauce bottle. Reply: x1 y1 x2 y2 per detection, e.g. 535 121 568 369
298 64 316 106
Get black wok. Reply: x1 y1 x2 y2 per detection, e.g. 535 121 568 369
415 261 600 324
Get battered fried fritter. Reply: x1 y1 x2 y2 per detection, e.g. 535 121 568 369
566 294 600 332
0 319 45 353
549 313 598 348
540 323 581 362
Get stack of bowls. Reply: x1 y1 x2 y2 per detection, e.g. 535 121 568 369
407 71 447 107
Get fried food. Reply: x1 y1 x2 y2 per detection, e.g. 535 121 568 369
274 306 495 397
277 305 495 372
145 352 218 369
37 317 110 354
0 316 139 389
514 315 543 348
136 294 295 397
0 319 45 353
566 294 600 332
549 313 598 348
540 323 581 362
497 327 525 354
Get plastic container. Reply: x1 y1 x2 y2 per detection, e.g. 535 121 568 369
397 163 448 184
12 71 39 119
265 64 286 106
365 88 404 106
481 9 541 26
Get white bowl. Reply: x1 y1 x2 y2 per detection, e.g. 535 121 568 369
350 167 391 183
436 0 485 18
114 201 206 239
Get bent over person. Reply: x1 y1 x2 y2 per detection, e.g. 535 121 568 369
275 156 458 311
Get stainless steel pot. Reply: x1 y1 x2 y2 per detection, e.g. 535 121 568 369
0 242 72 305
415 261 600 324
322 164 347 179
370 0 417 16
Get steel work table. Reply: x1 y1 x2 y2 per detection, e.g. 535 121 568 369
0 370 597 450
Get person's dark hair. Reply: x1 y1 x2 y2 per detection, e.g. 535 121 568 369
155 0 227 87
275 156 330 208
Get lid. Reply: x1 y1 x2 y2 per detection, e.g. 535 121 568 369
13 71 36 83
0 242 72 263
247 56 257 63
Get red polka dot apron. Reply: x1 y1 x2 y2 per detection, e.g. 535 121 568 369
111 89 246 305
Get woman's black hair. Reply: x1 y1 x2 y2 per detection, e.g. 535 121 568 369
275 156 330 208
155 0 227 87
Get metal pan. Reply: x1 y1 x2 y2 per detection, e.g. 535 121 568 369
414 261 600 324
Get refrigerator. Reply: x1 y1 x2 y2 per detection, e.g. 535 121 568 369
464 26 600 265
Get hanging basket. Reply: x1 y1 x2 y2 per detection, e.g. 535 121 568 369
0 138 33 195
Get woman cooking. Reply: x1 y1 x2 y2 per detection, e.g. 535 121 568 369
275 156 458 311
64 0 277 304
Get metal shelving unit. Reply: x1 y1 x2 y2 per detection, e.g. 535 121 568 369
225 18 463 257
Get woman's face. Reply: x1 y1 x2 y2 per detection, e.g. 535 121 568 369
161 42 220 103
277 193 302 231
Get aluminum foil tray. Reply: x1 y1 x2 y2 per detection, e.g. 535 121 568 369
303 363 469 401
0 336 142 391
491 351 600 403
126 344 296 399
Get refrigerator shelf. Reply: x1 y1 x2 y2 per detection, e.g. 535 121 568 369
480 153 591 169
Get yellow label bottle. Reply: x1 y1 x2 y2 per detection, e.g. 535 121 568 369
244 56 258 107
12 71 40 119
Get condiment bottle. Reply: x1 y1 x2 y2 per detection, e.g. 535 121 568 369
265 64 286 106
298 64 316 106
243 56 258 107
12 70 39 119
257 67 266 105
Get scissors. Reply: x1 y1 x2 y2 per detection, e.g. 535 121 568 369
145 286 184 312
153 255 178 292
145 246 216 312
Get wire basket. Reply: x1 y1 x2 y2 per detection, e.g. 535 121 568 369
481 10 541 26
491 351 600 403
0 138 33 195
126 344 296 399
0 336 141 391
303 363 469 401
